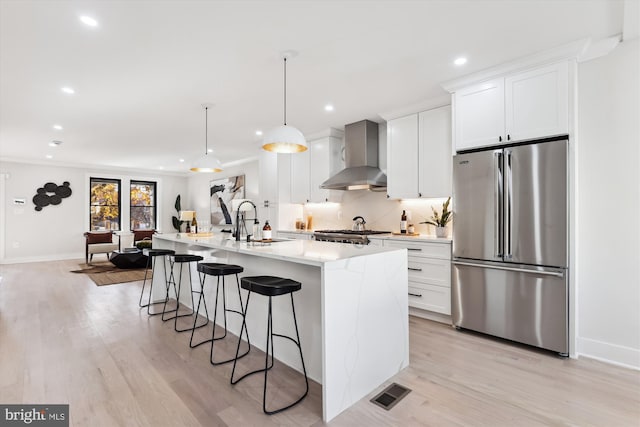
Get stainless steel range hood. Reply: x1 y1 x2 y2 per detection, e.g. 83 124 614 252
320 120 387 190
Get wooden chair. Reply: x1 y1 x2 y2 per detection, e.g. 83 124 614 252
84 231 120 264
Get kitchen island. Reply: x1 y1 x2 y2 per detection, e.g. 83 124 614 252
152 233 409 422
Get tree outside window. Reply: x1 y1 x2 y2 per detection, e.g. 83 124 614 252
130 181 156 230
90 178 121 230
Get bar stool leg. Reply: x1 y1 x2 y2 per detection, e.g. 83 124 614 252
138 255 153 307
148 255 175 316
209 273 250 365
231 290 309 415
189 270 212 347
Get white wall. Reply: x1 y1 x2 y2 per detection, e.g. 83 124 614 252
577 38 640 369
186 159 259 232
0 161 187 263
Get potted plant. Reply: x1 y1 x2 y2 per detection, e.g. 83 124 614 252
172 194 185 232
420 197 452 238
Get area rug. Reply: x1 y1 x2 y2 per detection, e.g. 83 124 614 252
71 261 149 286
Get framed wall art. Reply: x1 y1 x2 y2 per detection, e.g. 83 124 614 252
209 175 245 226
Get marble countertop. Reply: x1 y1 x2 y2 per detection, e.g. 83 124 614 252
154 233 404 267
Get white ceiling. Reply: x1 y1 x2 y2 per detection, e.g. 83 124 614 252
0 0 625 174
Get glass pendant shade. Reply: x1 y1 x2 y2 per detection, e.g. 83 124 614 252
262 125 307 153
190 153 222 172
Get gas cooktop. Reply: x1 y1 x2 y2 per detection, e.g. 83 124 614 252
314 229 391 235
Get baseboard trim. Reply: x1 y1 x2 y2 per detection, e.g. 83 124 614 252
0 253 84 265
578 337 640 370
409 307 452 325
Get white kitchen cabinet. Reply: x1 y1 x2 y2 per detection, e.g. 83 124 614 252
505 61 569 142
387 105 452 199
308 133 344 203
384 239 452 315
453 61 569 151
453 78 505 151
387 114 419 199
290 150 310 204
418 106 452 198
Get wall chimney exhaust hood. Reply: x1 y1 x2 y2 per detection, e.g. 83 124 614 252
320 120 387 190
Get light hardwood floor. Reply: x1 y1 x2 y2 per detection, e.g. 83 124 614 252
0 259 638 426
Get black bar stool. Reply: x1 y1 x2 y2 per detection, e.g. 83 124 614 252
138 248 175 316
161 254 207 333
230 275 309 415
190 263 251 365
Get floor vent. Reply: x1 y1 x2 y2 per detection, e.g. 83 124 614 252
370 383 411 411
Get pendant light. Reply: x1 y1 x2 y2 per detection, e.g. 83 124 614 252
191 104 223 173
262 51 307 153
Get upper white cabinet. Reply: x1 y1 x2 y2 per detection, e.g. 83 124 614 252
387 105 452 199
453 78 505 151
453 61 569 151
287 129 344 204
387 114 419 199
308 131 344 203
505 62 569 142
418 106 452 198
290 150 310 204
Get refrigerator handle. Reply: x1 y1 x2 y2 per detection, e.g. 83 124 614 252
494 151 503 258
452 260 565 278
505 149 513 259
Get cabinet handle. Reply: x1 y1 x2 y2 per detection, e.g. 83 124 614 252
507 134 511 141
408 292 423 298
408 267 423 272
498 136 502 142
387 194 390 198
407 248 422 252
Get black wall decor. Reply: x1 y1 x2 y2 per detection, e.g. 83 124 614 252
33 181 72 211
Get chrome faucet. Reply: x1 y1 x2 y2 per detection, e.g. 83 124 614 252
234 200 258 241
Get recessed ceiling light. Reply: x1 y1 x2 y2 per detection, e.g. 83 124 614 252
49 140 63 147
79 16 98 27
207 148 213 153
53 124 63 130
324 104 334 112
45 155 53 159
454 57 467 66
158 166 164 170
255 130 263 136
179 158 185 163
61 87 75 94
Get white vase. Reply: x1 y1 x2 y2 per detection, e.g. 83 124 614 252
435 226 447 238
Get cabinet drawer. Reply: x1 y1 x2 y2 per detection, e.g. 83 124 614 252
408 283 451 315
386 240 451 260
407 257 450 287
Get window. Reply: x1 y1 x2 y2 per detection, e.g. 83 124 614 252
90 178 121 231
130 180 156 230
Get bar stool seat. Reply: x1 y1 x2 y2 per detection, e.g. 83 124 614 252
198 263 244 276
190 262 250 366
231 275 309 415
161 254 205 333
139 248 175 315
240 276 301 296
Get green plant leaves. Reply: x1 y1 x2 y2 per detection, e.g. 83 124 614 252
419 197 452 227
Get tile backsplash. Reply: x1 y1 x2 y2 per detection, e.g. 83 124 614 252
281 189 451 236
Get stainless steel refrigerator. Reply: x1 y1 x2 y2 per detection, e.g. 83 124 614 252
452 137 569 355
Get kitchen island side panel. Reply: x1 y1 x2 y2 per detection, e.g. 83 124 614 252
322 250 409 421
